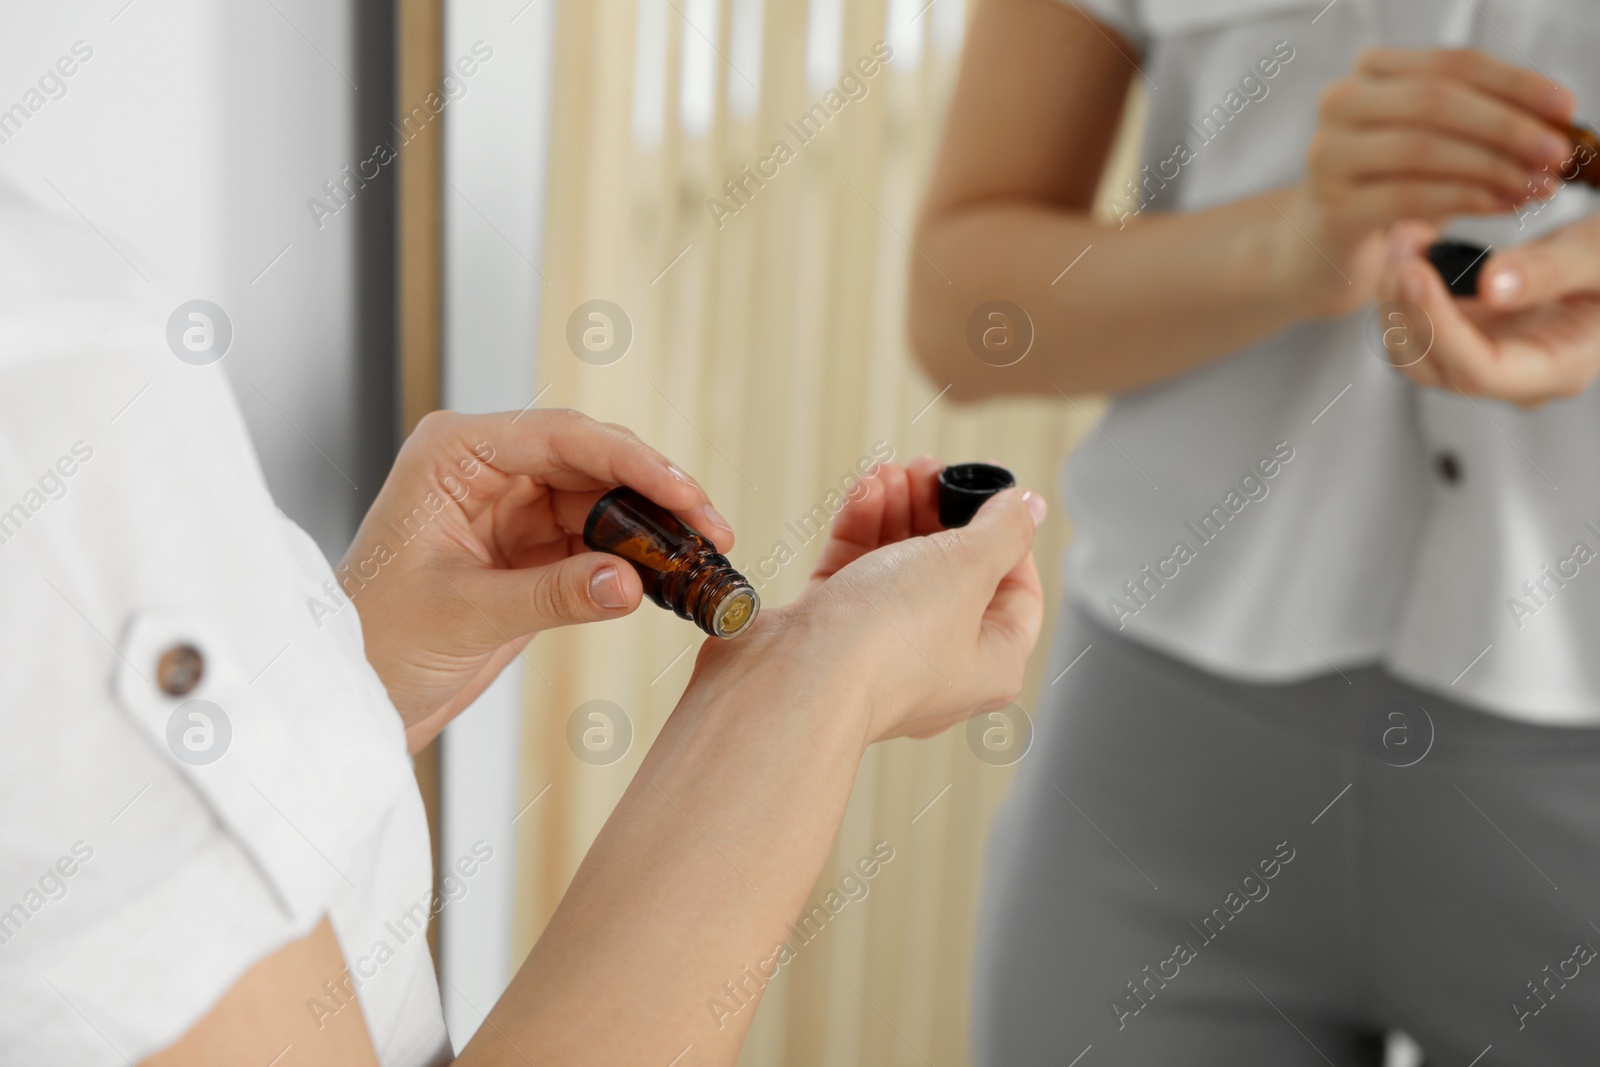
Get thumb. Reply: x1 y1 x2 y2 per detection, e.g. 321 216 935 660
1480 216 1600 310
953 487 1046 586
465 553 645 637
945 487 1046 691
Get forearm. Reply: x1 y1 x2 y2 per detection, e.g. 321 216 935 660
145 465 1040 1067
909 189 1315 398
457 620 874 1065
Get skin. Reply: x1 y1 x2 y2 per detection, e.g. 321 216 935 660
908 0 1595 406
141 918 379 1067
340 408 737 752
1382 217 1600 406
144 412 1048 1066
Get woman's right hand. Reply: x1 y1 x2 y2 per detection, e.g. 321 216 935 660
148 460 1045 1067
1279 47 1576 317
697 460 1046 748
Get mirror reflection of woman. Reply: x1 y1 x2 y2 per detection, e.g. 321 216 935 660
911 0 1600 1062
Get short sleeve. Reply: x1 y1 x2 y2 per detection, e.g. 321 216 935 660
1059 0 1149 53
0 186 437 1065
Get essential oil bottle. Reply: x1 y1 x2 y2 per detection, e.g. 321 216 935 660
583 487 759 639
1562 122 1600 186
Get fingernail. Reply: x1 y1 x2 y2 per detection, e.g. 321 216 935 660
590 566 628 609
1022 490 1047 528
1488 268 1523 303
702 503 732 533
1544 85 1574 116
1538 130 1569 162
667 464 694 486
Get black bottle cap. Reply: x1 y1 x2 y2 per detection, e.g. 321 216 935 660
1426 240 1490 297
938 463 1016 528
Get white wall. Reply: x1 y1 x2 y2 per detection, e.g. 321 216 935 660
0 0 373 556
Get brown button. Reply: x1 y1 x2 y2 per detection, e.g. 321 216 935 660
156 644 204 696
1435 451 1462 485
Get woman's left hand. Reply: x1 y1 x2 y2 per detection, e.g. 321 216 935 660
799 454 945 598
342 408 733 751
1382 217 1600 406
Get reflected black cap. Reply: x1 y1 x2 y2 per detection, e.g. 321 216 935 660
1426 240 1489 297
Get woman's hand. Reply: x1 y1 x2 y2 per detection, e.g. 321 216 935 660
342 408 732 750
162 455 1046 1067
1278 48 1574 317
797 454 944 598
696 457 1046 748
1380 219 1600 406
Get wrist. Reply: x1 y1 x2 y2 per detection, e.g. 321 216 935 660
1261 182 1385 319
1256 184 1326 319
682 600 880 757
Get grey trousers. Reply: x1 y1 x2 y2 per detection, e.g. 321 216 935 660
973 605 1600 1067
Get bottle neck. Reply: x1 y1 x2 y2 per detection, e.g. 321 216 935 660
679 556 758 638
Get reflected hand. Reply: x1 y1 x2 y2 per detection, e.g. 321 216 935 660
344 408 732 750
1383 219 1600 406
1280 47 1573 317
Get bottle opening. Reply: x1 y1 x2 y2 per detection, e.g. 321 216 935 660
712 588 759 638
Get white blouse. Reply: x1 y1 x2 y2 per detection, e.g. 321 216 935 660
1061 0 1600 723
0 181 451 1065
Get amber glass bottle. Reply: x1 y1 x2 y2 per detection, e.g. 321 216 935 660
1563 123 1600 187
583 487 759 639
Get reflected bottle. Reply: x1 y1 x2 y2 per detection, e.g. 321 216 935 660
582 487 759 639
1562 122 1600 187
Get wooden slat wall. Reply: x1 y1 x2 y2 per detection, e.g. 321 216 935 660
511 3 1144 1063
396 0 446 965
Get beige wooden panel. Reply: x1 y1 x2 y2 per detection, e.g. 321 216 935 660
514 2 1147 1063
396 0 445 967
